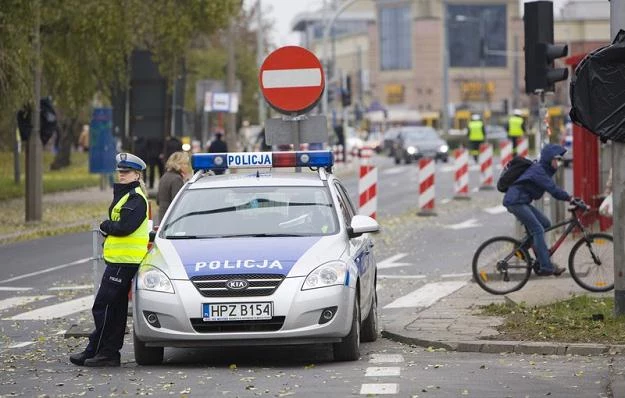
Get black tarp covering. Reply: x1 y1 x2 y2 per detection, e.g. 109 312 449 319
570 29 625 143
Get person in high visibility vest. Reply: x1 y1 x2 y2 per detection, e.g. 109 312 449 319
506 109 526 155
70 152 149 367
467 114 485 163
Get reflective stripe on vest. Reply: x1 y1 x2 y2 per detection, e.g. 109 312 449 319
508 116 524 137
103 187 149 264
468 120 485 141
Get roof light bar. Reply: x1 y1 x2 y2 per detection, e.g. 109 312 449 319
192 150 333 170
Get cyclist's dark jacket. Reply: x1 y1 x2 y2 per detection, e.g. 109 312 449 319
503 144 571 206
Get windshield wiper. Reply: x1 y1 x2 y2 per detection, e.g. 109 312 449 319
164 235 201 239
216 233 305 238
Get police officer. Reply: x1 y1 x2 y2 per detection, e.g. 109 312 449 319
506 109 526 155
467 113 485 163
70 153 149 367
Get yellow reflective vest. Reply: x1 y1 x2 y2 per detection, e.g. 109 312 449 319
102 187 149 264
508 115 524 137
468 120 485 142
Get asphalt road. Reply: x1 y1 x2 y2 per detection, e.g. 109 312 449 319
2 155 616 397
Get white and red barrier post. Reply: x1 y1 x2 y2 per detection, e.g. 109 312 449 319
478 143 494 190
417 157 436 216
333 145 344 163
358 147 377 219
453 148 470 200
517 137 529 158
500 140 513 168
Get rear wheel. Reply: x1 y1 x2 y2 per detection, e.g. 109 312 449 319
472 236 532 295
133 331 164 365
360 292 378 342
569 233 614 292
333 298 360 361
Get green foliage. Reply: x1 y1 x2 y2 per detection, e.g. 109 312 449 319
0 150 99 201
481 295 625 344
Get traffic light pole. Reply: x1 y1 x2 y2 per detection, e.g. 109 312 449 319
535 90 547 213
610 0 625 315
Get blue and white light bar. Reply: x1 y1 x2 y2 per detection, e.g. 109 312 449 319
192 150 334 170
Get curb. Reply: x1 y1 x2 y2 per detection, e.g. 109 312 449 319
381 329 625 356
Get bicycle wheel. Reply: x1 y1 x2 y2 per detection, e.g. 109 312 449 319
472 236 532 295
569 233 614 292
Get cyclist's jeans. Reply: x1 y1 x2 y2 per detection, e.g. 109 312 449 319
506 203 554 272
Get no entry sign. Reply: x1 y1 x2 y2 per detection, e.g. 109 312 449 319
259 46 325 115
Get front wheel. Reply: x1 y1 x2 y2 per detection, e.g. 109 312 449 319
472 236 532 295
569 233 614 292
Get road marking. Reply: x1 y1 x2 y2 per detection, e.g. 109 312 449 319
360 384 398 395
0 287 32 292
0 295 54 311
378 275 426 280
382 167 406 176
383 281 467 309
484 205 507 214
0 257 91 284
377 253 411 269
441 272 472 279
48 285 93 291
4 295 93 320
369 354 404 363
444 218 482 230
365 367 401 377
8 342 34 349
440 198 451 204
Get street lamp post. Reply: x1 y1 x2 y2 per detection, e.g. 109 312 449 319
441 0 449 134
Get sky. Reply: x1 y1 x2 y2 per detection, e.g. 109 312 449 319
257 0 569 49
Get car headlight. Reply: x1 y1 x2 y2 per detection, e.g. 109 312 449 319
302 261 348 290
407 146 418 155
439 144 449 153
137 265 175 294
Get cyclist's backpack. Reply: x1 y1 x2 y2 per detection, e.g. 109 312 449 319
497 156 534 193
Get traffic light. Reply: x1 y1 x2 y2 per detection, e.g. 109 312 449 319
524 1 569 93
341 75 352 107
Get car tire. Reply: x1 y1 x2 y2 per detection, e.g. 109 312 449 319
333 298 360 361
360 291 378 342
133 331 164 366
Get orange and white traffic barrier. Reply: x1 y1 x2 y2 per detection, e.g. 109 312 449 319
417 157 436 216
500 140 513 168
359 146 375 163
479 143 494 190
517 137 529 158
453 148 470 199
358 154 377 219
333 145 345 163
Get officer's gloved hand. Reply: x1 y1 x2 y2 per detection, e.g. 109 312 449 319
570 197 588 210
99 220 111 237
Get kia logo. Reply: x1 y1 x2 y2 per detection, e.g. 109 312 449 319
226 279 249 290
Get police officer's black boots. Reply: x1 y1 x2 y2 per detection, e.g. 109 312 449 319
69 350 94 366
83 352 121 367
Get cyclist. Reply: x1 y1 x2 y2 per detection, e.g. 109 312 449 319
503 143 576 276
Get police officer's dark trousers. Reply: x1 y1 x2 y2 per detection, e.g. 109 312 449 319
86 263 138 358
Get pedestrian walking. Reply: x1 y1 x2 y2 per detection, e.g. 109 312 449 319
157 151 190 224
506 109 526 155
207 132 228 175
146 137 164 189
467 113 485 163
69 153 149 367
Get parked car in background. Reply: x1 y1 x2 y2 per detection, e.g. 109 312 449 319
382 128 401 157
393 126 449 164
364 131 383 153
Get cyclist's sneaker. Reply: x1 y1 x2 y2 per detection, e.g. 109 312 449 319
535 264 566 277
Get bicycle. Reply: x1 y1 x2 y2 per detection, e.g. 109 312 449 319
472 200 614 295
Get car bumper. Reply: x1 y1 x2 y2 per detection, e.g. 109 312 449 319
133 278 355 347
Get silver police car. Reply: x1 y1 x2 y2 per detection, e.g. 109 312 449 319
133 150 379 364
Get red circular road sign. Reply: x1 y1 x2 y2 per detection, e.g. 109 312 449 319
259 46 325 115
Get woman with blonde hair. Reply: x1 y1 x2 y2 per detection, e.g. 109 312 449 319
157 151 190 224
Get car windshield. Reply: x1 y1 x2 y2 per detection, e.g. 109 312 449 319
402 127 438 141
161 186 339 238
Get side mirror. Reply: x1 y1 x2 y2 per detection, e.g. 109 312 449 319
149 230 157 243
347 215 380 238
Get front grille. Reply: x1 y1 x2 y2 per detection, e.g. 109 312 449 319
190 274 285 297
190 316 285 333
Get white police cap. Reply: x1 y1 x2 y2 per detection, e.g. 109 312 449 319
116 153 146 171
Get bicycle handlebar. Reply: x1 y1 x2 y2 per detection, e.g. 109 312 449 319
569 198 589 212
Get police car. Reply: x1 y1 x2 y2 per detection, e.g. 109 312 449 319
133 150 379 364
